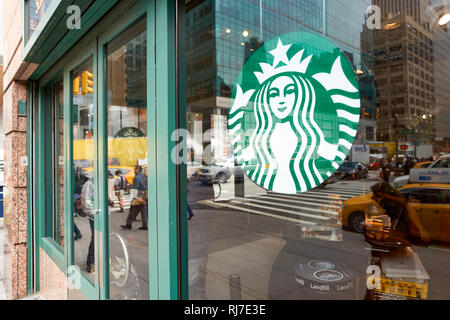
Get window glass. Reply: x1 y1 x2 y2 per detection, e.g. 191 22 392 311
106 17 149 300
71 58 97 282
44 76 64 248
26 0 53 42
423 189 448 204
53 79 65 247
183 0 450 300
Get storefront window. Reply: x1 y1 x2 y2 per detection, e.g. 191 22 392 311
25 0 53 42
71 57 96 281
183 0 450 300
43 76 64 248
106 17 149 300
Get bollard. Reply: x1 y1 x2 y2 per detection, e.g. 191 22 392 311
229 274 242 300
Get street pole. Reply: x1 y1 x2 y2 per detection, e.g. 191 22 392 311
391 109 399 162
395 115 399 161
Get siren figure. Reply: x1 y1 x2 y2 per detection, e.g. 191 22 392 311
229 37 361 194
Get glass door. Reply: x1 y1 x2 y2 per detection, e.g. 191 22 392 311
61 0 176 300
68 56 103 299
103 17 150 300
67 15 151 300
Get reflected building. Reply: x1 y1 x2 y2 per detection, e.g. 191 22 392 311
107 33 147 138
374 0 450 154
374 13 436 147
186 0 375 163
433 24 450 150
375 0 430 25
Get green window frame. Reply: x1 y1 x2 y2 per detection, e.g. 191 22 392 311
27 0 184 300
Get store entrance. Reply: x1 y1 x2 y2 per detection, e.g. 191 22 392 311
67 16 151 300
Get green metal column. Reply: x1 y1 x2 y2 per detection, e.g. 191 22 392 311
176 0 189 300
154 0 179 300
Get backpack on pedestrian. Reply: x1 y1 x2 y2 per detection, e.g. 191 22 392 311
120 175 128 191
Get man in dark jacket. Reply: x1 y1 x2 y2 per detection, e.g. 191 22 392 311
121 165 148 230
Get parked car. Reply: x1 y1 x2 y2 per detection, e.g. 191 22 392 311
334 162 368 180
198 163 232 184
342 183 450 242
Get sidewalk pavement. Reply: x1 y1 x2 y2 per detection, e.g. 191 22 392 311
0 218 8 300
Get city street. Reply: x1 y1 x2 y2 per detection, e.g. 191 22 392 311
186 171 450 300
32 170 450 300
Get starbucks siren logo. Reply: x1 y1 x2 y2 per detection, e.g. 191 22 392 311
228 32 361 194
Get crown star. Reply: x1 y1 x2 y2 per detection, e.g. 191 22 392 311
254 38 313 84
269 39 291 67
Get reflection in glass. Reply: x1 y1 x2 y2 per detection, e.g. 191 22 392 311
72 58 97 283
106 18 149 300
45 77 65 248
185 0 450 301
26 0 52 41
52 80 65 247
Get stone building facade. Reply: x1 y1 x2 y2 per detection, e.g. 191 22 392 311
2 1 37 300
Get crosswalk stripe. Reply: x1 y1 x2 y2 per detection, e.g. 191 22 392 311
195 181 375 225
307 189 363 197
203 200 318 225
265 193 345 206
249 198 341 211
326 190 368 195
230 200 333 220
278 193 353 202
325 186 372 193
269 191 358 200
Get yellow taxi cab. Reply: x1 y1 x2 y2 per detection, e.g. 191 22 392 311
342 183 450 242
83 166 136 185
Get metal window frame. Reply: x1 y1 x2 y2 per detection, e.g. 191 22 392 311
27 0 183 300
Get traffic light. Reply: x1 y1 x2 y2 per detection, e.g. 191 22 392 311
73 76 81 95
81 71 94 95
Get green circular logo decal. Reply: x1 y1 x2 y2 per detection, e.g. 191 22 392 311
228 32 361 194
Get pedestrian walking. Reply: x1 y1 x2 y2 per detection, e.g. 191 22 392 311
381 158 392 183
187 178 194 220
121 165 148 230
114 170 128 212
80 177 95 273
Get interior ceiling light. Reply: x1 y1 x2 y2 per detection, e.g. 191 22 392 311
242 30 249 37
